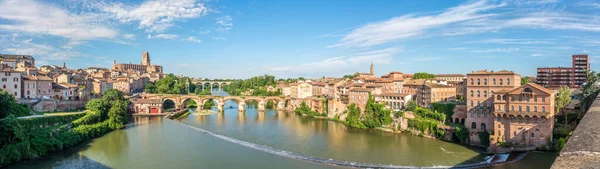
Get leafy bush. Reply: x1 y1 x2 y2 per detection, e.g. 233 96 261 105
413 107 446 122
431 102 456 123
407 117 445 138
345 104 366 129
362 95 392 128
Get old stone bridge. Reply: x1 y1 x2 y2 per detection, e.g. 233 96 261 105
139 94 326 113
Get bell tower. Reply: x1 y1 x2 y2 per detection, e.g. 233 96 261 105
141 52 150 66
370 62 374 75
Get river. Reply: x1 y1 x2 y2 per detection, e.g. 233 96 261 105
7 89 557 169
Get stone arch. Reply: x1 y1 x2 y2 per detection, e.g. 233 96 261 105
454 118 459 124
471 122 477 129
181 97 201 109
480 123 487 131
162 98 177 112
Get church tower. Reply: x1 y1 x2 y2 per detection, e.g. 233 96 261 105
141 52 150 66
370 62 374 75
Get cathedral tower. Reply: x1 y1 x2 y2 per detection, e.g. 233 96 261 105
370 62 374 75
141 52 150 66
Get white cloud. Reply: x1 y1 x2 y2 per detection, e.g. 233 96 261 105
531 53 544 57
186 36 202 43
0 0 118 40
470 38 553 45
123 34 135 40
93 0 209 32
212 37 226 40
267 47 400 73
330 1 506 48
448 47 467 50
216 15 233 32
470 48 520 53
148 34 178 39
198 30 211 34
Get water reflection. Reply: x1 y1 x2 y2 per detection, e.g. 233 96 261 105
178 99 488 167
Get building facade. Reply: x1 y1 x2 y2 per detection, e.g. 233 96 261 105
536 54 590 89
492 83 555 148
112 52 163 74
465 70 521 145
1 68 22 99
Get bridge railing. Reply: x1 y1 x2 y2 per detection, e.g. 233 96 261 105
551 95 600 168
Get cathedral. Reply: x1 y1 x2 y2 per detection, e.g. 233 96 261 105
112 52 163 74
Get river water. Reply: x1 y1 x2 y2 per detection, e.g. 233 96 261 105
7 89 557 169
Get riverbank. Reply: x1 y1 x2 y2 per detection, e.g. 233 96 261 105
194 109 217 116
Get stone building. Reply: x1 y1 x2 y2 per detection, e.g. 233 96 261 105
417 83 456 108
36 76 53 99
435 74 466 82
22 76 38 99
465 70 521 145
112 52 163 74
0 54 35 69
492 83 555 148
349 88 372 110
375 93 412 110
130 98 163 114
0 68 22 99
312 81 325 97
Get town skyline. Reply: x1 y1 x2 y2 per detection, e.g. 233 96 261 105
1 0 600 79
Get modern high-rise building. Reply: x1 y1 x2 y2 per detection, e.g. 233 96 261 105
536 54 590 89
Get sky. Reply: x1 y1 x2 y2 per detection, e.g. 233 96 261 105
1 0 600 79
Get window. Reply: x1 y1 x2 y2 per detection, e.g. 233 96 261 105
477 111 481 117
511 105 514 111
534 106 537 112
526 106 530 112
518 116 523 123
470 101 474 107
14 84 17 89
471 111 474 117
483 112 487 118
500 79 503 85
470 78 474 85
541 118 546 124
511 116 515 122
477 78 480 85
542 97 545 102
531 133 535 138
471 122 476 129
519 96 522 101
511 96 515 101
503 95 507 100
497 116 501 121
481 123 487 131
534 117 538 124
477 90 480 97
497 105 501 110
497 95 501 100
484 79 487 85
507 78 510 85
542 106 545 112
470 90 473 97
519 106 522 112
493 78 496 85
534 97 537 102
484 91 487 97
526 117 530 123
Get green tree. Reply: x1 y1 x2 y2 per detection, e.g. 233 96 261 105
145 83 156 93
343 74 357 79
363 95 392 128
406 100 417 111
555 86 572 126
203 99 216 110
0 90 16 119
345 103 366 129
521 77 530 85
108 100 129 129
413 72 435 79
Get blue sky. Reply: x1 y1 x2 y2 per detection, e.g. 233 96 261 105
1 0 600 79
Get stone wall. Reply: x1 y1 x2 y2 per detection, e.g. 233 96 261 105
552 95 600 169
32 100 86 112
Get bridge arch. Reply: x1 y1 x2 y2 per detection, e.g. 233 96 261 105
181 97 201 109
162 98 177 112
